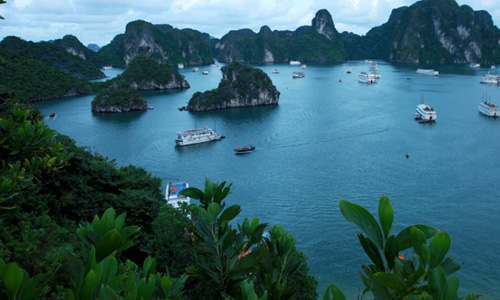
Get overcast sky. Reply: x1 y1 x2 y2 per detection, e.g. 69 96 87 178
0 0 499 47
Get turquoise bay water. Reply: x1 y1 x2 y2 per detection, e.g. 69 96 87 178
37 62 500 298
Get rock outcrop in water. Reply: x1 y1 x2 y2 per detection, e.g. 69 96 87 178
212 9 346 64
109 55 190 90
343 0 500 64
187 62 279 111
92 82 148 113
98 20 213 67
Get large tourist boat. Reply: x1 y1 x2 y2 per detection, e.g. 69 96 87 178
289 60 301 65
175 128 223 146
478 101 500 117
358 72 376 84
369 62 378 71
166 182 190 208
415 103 437 122
480 73 499 84
416 69 439 76
370 71 381 79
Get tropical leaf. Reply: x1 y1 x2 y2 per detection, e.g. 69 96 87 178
339 199 384 249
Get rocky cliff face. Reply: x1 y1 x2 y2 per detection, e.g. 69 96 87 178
92 82 148 113
187 62 279 112
354 0 500 64
98 20 213 67
213 9 346 64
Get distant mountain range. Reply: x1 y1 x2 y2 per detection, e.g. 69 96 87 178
1 0 500 103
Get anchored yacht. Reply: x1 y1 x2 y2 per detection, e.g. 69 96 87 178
358 72 376 84
417 69 439 76
415 103 437 122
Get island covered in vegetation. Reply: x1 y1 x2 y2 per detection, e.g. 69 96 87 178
187 62 280 111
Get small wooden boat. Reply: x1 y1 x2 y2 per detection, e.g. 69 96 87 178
234 145 255 154
49 112 56 118
178 106 187 111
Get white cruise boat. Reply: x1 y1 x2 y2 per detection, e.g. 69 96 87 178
290 60 301 65
301 64 307 69
415 103 437 122
292 72 305 78
416 69 439 76
272 68 279 74
193 67 199 72
358 72 376 84
369 63 378 71
177 63 184 69
370 71 381 79
202 70 209 75
480 73 499 84
478 101 500 117
166 182 190 208
102 66 113 70
175 128 223 146
470 63 480 68
346 67 352 74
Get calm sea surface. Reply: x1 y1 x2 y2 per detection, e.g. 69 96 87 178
37 62 500 298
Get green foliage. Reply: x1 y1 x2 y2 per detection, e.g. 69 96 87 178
337 196 477 299
0 48 93 102
92 83 147 112
0 36 104 79
322 284 346 300
187 62 279 111
0 258 53 300
107 55 188 91
216 23 346 64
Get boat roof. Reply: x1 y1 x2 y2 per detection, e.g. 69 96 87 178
167 182 188 199
481 101 499 109
417 103 434 111
178 128 214 134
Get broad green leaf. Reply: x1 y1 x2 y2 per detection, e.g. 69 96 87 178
443 276 459 300
396 225 440 250
322 283 346 300
440 257 461 275
410 226 426 247
95 229 123 262
430 232 451 267
80 270 97 300
358 234 384 270
339 199 384 249
373 272 407 292
383 236 400 270
428 266 447 297
64 289 76 300
465 293 477 300
219 205 241 223
2 263 23 298
378 196 394 239
179 187 205 201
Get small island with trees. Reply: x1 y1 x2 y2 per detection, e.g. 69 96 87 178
187 62 280 112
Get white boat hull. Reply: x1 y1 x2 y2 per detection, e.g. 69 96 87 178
479 103 500 117
176 136 221 146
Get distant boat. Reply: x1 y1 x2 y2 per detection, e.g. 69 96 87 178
480 73 499 84
301 64 307 69
364 60 373 64
346 68 352 74
102 66 113 70
290 60 301 65
49 112 56 118
177 63 184 69
478 101 500 117
470 63 480 68
178 106 187 111
369 63 378 71
234 145 255 154
415 103 437 122
272 68 279 74
146 106 154 110
416 69 439 76
292 72 305 78
210 63 219 67
166 182 190 208
370 71 381 79
403 77 412 80
193 67 199 72
491 65 496 70
358 72 376 84
203 70 209 75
